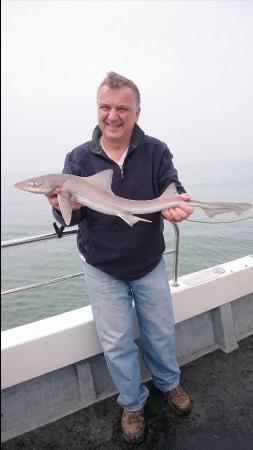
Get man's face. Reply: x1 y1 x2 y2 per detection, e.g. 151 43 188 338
97 86 140 145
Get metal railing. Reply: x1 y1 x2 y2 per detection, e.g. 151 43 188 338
1 222 180 296
1 223 76 247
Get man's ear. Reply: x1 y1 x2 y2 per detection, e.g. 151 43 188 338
136 106 141 121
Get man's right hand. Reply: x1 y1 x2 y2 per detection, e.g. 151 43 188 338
46 188 83 211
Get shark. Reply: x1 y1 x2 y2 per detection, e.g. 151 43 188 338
15 169 252 226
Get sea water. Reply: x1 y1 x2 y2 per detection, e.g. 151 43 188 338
1 159 253 331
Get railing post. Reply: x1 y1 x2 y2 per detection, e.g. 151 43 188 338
170 222 180 287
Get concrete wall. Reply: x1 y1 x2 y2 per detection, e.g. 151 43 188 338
1 292 252 443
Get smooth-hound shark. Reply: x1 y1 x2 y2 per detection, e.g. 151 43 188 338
15 170 252 226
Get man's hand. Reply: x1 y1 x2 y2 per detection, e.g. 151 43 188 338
162 193 193 222
46 188 83 211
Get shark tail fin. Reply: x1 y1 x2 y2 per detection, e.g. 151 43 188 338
201 203 252 218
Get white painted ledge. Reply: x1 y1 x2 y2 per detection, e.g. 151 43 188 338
171 255 253 322
1 255 253 390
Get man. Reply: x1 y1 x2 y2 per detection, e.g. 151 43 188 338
48 72 193 444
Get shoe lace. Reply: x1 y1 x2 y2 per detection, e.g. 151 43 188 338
125 410 143 425
171 385 186 398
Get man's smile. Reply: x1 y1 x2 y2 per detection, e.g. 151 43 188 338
105 122 122 128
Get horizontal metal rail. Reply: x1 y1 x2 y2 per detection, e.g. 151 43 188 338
2 273 84 296
1 222 180 296
1 227 78 248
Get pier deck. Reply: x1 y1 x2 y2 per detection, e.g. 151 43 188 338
2 335 253 450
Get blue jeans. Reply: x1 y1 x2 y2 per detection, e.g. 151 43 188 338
83 258 180 411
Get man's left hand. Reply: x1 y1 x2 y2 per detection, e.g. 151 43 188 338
162 193 193 222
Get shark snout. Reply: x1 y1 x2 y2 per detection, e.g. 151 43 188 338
14 180 48 194
15 181 28 191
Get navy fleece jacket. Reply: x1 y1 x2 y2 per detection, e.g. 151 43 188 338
53 124 185 281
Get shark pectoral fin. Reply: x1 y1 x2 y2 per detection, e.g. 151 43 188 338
57 192 73 225
118 213 152 227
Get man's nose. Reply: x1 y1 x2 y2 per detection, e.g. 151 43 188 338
107 108 118 120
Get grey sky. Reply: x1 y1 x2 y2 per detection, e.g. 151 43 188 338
2 0 253 174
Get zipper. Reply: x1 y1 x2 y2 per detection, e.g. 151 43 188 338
120 151 132 180
97 153 123 181
97 146 134 180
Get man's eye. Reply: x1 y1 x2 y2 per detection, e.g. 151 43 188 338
100 106 109 111
118 108 128 112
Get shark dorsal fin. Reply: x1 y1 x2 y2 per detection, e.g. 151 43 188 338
160 182 178 198
86 169 114 193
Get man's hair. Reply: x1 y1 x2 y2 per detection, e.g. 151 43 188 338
97 71 141 106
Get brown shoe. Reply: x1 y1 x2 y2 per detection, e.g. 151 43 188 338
121 408 145 443
165 384 191 415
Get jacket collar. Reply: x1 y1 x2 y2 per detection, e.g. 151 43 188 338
88 123 145 155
